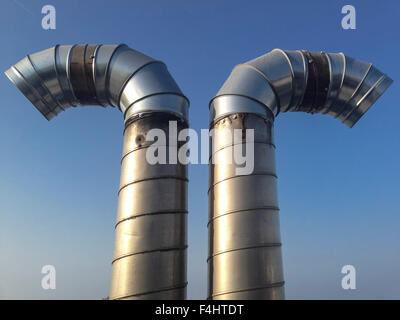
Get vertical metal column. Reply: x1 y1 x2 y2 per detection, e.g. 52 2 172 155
5 44 190 300
110 113 189 299
207 49 392 300
208 111 284 300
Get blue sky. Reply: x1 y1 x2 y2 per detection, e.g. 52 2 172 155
0 0 399 299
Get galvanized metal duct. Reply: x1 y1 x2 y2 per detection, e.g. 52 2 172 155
208 49 392 300
5 44 189 300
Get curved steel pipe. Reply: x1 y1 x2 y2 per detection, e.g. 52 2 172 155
208 49 392 300
5 44 189 300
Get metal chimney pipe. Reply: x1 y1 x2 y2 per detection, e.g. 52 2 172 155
208 49 392 300
5 44 189 299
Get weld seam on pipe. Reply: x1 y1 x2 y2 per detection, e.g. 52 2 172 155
207 243 283 262
112 245 189 264
113 283 189 300
342 75 385 123
208 282 285 300
53 45 66 103
209 142 276 159
115 210 188 228
207 206 280 227
120 143 186 163
27 55 66 112
9 66 56 117
122 92 189 119
116 60 164 109
102 44 124 107
118 176 189 195
334 64 372 119
239 63 283 113
208 172 278 193
209 93 277 116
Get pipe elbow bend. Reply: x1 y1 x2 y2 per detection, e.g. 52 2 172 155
210 49 392 127
5 44 189 122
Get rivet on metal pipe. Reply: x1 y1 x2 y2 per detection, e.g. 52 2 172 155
5 44 190 300
208 49 392 300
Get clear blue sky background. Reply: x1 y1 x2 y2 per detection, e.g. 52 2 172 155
0 0 399 299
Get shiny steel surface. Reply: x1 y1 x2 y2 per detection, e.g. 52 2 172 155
124 94 189 124
28 47 67 109
246 49 294 112
55 45 79 107
111 114 188 300
343 74 393 127
326 55 371 119
208 113 284 300
119 62 185 113
282 50 308 112
5 44 189 122
321 52 345 114
209 49 392 300
214 64 278 116
105 45 155 107
213 49 392 127
92 44 120 106
6 44 189 300
209 95 271 123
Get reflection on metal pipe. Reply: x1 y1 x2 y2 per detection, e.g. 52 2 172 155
5 44 189 300
208 49 392 300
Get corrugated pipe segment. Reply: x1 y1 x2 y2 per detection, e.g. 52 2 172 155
6 44 189 300
208 49 392 299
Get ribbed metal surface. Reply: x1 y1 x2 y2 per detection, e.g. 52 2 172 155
209 49 392 300
5 44 189 300
5 44 189 122
211 49 392 127
110 113 188 300
208 112 284 300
